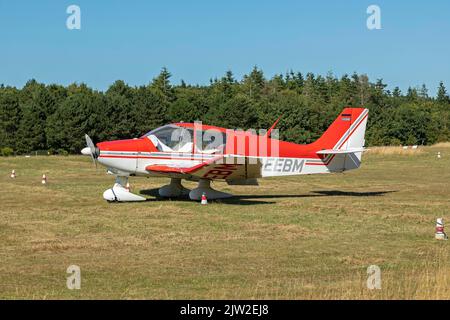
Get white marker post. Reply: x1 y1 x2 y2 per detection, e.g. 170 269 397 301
201 192 208 205
435 218 448 240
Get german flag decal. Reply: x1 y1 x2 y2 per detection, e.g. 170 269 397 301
341 114 351 122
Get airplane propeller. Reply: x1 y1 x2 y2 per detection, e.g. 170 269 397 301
82 134 100 168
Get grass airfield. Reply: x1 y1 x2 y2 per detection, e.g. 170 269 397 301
1 144 449 299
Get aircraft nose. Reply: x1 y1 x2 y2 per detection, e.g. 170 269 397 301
95 138 156 156
96 138 146 152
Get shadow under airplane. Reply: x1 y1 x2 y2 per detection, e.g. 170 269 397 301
138 188 396 205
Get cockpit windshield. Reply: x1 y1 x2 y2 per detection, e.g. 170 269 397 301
143 124 227 154
143 125 194 152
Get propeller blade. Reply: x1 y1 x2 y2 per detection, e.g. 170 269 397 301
84 134 99 168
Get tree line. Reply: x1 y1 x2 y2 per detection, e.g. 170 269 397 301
1 67 449 155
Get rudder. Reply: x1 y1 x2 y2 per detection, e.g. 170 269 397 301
313 108 369 171
312 108 368 150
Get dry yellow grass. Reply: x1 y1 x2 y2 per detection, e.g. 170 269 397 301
433 142 450 148
0 143 449 299
367 142 449 156
367 146 425 155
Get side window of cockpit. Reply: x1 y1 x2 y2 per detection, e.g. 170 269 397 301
196 129 227 153
171 128 193 152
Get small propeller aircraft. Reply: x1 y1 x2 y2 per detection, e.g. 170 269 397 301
82 107 369 202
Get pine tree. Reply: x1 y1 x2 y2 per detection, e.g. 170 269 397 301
46 90 107 153
392 87 402 98
374 79 387 94
217 70 236 98
151 67 174 101
437 81 450 104
206 93 256 129
357 74 370 105
15 82 56 153
269 74 285 94
0 88 21 151
242 66 265 98
303 73 316 99
406 87 418 101
338 74 356 105
419 84 428 99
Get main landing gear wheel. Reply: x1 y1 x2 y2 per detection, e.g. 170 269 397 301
189 179 233 201
158 178 190 198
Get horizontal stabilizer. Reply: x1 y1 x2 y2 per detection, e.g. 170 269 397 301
316 148 366 155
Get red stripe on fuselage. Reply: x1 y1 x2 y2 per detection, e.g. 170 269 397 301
306 154 336 166
99 155 207 161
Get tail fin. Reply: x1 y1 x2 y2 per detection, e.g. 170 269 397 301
313 108 369 151
313 108 369 171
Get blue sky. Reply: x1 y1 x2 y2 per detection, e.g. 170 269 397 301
0 0 449 95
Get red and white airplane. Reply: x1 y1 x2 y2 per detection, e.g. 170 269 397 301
82 107 369 202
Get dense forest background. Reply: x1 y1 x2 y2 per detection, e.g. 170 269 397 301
1 67 449 155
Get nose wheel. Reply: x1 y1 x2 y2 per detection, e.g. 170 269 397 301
103 176 146 202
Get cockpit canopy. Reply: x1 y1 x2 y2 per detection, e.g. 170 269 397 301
143 124 227 153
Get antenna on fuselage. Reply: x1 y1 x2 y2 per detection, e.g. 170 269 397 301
265 115 282 137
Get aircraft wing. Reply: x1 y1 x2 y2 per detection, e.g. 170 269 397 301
145 155 224 175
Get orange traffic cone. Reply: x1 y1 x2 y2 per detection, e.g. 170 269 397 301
41 174 47 185
10 170 16 179
201 192 208 205
125 182 131 192
435 218 448 240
